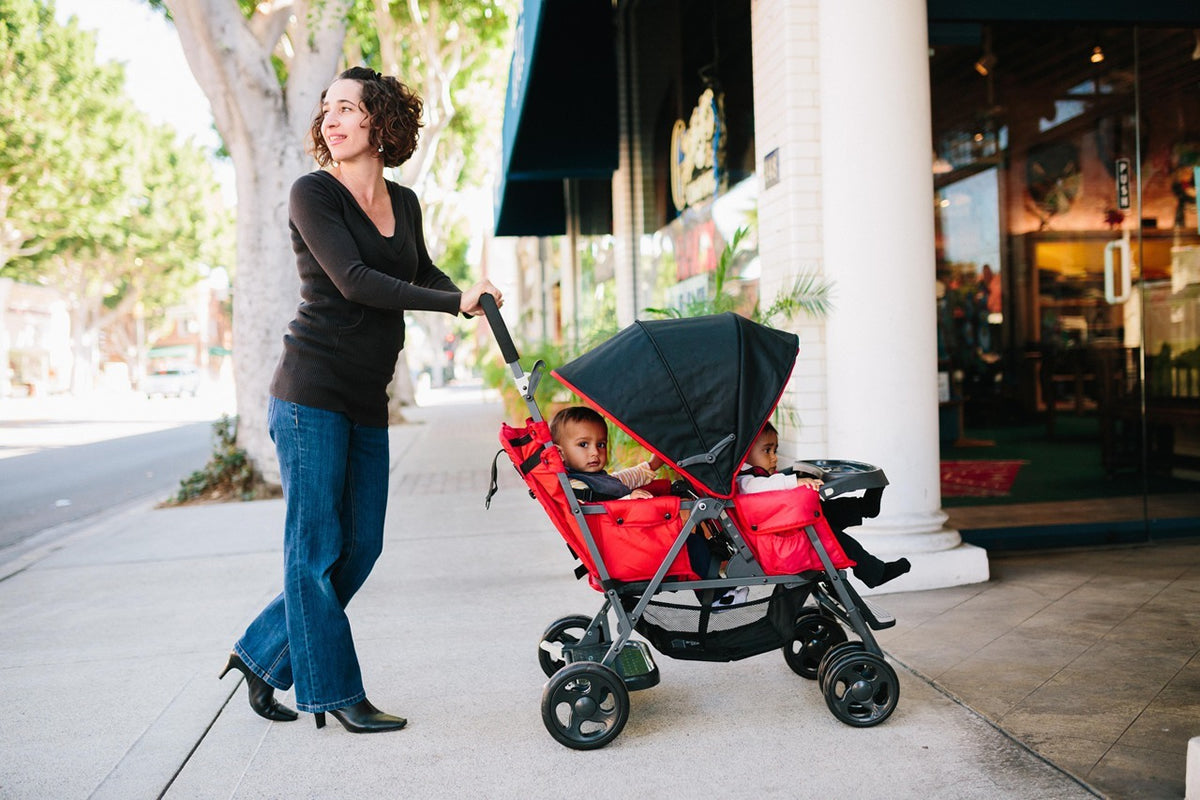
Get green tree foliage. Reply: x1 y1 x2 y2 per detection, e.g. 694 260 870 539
0 0 124 268
0 0 233 389
168 415 281 504
359 0 513 198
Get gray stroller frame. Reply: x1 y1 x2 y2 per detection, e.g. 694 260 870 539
482 295 900 750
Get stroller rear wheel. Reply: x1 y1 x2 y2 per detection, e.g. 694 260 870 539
538 615 596 677
541 662 630 750
783 610 847 679
822 651 899 727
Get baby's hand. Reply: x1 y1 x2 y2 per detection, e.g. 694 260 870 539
796 477 824 490
627 488 653 499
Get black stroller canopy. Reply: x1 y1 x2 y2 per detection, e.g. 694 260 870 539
552 313 799 498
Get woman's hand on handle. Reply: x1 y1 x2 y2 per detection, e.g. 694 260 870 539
460 280 503 317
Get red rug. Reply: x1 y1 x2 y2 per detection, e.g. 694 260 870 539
940 460 1028 497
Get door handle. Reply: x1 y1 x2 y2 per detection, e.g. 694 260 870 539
1104 238 1132 304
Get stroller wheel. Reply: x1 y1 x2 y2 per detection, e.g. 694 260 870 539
822 652 899 727
541 662 630 750
817 641 866 687
538 615 596 678
783 611 847 680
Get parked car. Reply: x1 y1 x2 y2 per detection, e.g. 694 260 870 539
144 365 200 398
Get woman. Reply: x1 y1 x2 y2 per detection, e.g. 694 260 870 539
219 66 502 734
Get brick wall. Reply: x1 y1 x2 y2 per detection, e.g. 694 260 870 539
752 0 828 457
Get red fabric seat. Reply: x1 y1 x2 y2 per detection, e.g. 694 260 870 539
727 486 856 575
500 420 699 589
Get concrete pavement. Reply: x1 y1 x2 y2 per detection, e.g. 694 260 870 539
0 386 1099 799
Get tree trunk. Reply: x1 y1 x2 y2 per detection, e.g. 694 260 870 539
162 0 350 485
386 349 414 423
228 146 310 484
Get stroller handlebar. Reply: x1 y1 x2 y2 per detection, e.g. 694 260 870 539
481 292 520 365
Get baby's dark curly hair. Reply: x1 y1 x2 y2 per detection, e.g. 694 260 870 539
308 66 423 169
550 406 607 442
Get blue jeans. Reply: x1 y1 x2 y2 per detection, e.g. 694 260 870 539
234 397 389 713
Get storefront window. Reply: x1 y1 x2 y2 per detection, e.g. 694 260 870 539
576 234 617 345
930 22 1200 523
935 166 1003 401
638 177 759 318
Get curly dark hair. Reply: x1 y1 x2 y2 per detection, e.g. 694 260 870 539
308 66 423 169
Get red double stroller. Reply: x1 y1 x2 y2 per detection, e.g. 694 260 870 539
483 297 899 749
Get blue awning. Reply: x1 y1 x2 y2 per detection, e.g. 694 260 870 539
494 0 617 237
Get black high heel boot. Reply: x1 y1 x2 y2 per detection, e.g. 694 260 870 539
314 699 406 733
219 653 299 722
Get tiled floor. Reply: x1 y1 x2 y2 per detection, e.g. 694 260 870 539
877 539 1200 799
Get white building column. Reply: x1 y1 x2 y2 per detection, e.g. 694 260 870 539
818 0 988 591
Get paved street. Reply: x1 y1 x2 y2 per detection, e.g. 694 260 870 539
0 423 212 550
0 388 233 555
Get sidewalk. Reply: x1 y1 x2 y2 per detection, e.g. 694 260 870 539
0 386 1110 799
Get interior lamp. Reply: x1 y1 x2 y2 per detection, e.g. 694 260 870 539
974 53 997 76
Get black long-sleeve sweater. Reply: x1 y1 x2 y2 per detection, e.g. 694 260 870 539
269 170 463 426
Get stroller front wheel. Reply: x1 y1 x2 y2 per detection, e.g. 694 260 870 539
822 652 899 727
541 662 630 750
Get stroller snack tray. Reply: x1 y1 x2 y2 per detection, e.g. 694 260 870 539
791 459 889 501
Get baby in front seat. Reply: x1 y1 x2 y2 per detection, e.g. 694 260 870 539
738 422 911 589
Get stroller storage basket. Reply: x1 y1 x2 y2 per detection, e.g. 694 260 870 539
624 584 810 662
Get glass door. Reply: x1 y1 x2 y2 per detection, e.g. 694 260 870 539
930 24 1200 543
1136 27 1200 533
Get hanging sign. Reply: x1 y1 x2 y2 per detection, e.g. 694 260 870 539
670 87 727 212
1115 158 1131 210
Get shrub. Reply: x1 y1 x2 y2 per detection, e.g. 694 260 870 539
165 415 281 505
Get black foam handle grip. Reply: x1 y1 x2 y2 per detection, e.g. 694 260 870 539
481 292 519 364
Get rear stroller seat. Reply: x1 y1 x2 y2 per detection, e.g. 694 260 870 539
495 419 698 588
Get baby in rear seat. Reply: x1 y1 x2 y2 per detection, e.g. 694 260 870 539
550 406 663 501
550 406 726 589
